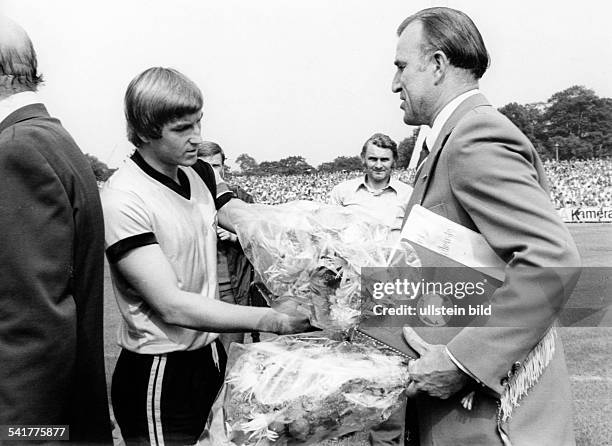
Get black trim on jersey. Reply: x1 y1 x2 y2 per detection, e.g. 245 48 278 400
191 160 235 210
106 232 158 263
190 160 217 199
216 191 234 209
131 151 191 200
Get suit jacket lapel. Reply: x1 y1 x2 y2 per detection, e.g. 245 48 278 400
406 93 491 212
0 103 49 134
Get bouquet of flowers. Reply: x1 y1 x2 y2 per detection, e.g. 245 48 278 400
233 201 419 331
199 334 410 446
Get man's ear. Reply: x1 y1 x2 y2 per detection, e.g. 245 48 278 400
432 50 450 84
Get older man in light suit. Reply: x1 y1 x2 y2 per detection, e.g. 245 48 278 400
392 8 581 446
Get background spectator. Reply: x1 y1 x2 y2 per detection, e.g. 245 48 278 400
225 158 611 209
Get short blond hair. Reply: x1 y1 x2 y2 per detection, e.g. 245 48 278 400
124 67 202 147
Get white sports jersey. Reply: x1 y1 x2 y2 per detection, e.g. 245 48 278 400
101 152 232 354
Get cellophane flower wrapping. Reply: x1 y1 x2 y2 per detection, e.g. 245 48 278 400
199 333 410 446
232 201 420 331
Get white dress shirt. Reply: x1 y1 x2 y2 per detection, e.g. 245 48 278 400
426 89 480 150
0 91 41 124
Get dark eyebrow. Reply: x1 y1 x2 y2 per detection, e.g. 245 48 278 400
169 122 191 130
169 113 202 129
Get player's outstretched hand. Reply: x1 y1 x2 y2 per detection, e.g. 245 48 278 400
258 298 312 334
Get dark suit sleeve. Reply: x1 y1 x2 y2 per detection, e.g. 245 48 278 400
444 111 581 394
0 135 77 424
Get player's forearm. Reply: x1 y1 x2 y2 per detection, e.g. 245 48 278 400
217 198 251 233
158 291 280 333
218 199 278 234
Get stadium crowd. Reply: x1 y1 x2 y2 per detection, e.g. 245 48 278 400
230 158 612 208
231 170 409 204
545 158 612 208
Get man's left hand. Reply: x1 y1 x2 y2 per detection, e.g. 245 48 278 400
217 227 237 243
403 326 470 399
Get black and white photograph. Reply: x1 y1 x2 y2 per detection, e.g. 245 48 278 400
1 1 610 445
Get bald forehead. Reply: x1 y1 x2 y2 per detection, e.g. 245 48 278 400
396 21 426 56
0 15 28 45
0 16 29 48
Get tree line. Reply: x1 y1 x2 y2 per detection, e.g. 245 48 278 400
85 153 116 183
498 85 612 160
87 85 611 180
234 85 611 175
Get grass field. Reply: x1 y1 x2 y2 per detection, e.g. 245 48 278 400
559 224 612 446
102 223 612 445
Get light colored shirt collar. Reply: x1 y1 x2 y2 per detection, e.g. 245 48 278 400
358 174 401 194
425 89 480 150
0 91 41 126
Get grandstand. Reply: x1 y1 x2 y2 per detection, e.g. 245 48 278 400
545 158 612 208
229 157 612 210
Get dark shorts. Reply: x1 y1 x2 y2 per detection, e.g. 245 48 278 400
111 340 227 446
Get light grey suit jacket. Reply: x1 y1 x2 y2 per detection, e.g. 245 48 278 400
403 93 580 445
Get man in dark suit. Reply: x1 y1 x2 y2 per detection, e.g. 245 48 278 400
392 8 581 445
0 16 112 443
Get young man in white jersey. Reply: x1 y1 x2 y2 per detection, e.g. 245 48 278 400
101 67 309 445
